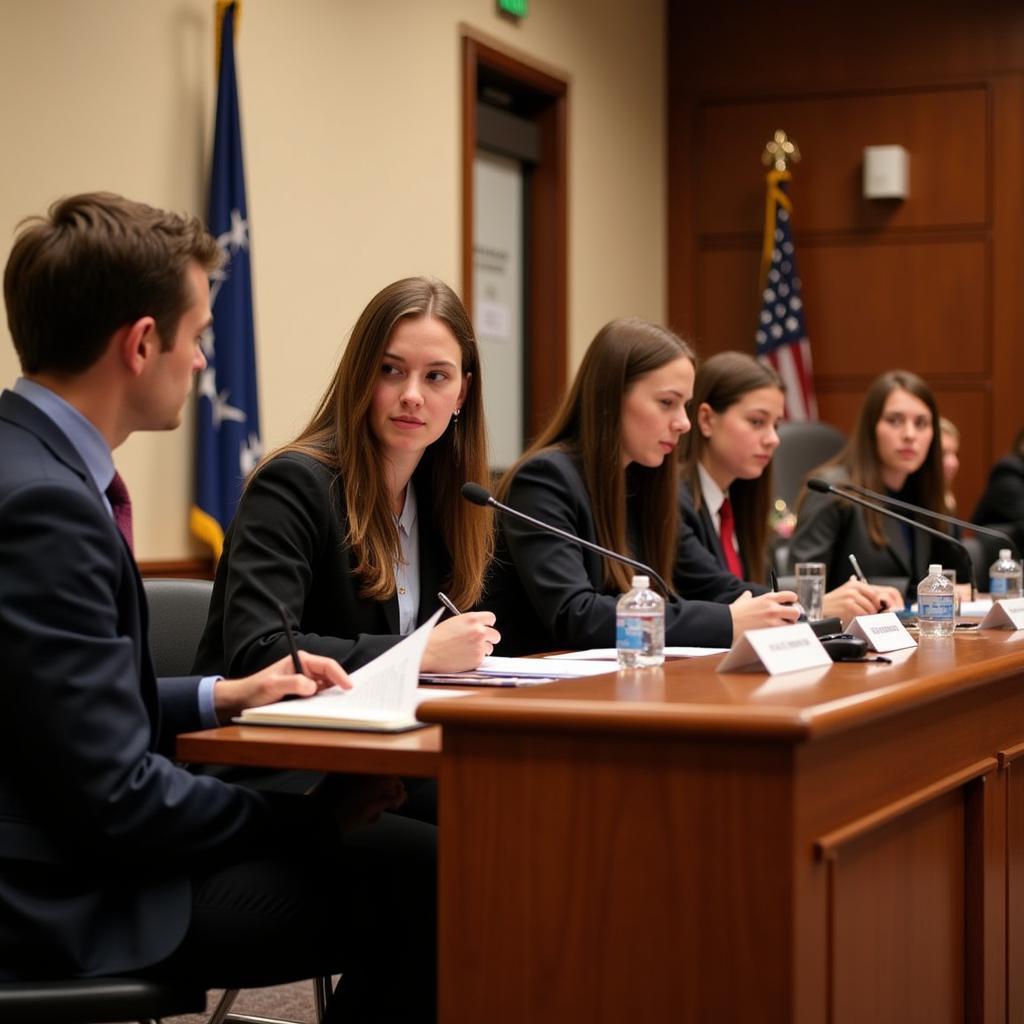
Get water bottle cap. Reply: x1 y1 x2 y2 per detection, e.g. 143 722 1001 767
927 564 942 574
631 575 649 589
1000 548 1011 559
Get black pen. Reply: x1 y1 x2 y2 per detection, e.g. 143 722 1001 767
849 553 888 611
275 600 304 674
769 568 779 592
437 591 461 617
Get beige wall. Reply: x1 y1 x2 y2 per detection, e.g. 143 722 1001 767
0 0 665 559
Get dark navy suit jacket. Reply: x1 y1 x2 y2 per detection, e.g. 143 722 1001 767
0 390 286 980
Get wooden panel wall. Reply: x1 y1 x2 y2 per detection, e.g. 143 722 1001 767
667 0 1024 518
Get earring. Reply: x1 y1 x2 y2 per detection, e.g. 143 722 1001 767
452 408 461 420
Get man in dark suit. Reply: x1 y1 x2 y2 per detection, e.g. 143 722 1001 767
0 193 435 1021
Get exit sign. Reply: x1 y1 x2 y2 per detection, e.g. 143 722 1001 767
498 0 528 17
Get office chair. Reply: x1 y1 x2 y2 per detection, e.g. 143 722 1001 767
142 576 331 1024
770 420 846 575
0 975 206 1023
773 420 846 511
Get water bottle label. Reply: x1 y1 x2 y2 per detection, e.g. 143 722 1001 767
919 595 954 620
616 617 644 651
991 576 1009 595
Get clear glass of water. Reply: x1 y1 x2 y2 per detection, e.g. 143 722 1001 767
795 562 827 621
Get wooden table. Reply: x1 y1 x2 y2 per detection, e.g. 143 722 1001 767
180 630 1024 1023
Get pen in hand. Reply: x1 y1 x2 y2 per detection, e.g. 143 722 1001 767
769 568 779 592
849 553 888 611
437 591 461 617
275 600 304 674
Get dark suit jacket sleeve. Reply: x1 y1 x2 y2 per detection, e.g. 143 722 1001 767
203 454 403 676
504 454 734 649
0 480 280 870
974 457 1024 528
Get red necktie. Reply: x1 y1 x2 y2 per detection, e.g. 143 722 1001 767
106 470 134 552
718 496 744 579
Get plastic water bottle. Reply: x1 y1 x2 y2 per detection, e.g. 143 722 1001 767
917 563 955 637
616 575 665 668
989 548 1023 600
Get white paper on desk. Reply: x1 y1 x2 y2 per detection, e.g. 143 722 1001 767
240 608 443 725
962 598 994 618
545 647 728 661
479 655 614 677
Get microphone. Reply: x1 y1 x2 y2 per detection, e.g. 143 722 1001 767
836 481 1017 557
461 482 672 597
806 478 977 599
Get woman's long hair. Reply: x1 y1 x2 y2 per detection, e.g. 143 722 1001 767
680 352 784 584
801 369 945 547
261 277 492 609
497 317 695 594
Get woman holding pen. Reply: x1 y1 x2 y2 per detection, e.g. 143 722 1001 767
193 276 499 679
679 352 903 620
481 318 800 656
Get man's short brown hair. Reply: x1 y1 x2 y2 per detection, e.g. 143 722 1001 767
4 192 222 375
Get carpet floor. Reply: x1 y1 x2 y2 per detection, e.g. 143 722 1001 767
164 978 321 1023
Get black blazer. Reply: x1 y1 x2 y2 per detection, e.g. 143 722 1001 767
481 449 737 655
973 454 1024 540
0 391 285 980
194 451 450 676
787 464 969 596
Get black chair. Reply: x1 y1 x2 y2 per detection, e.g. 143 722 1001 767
0 975 206 1023
142 576 331 1024
773 419 846 511
143 577 215 676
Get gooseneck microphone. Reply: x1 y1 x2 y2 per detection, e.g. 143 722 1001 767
461 482 672 597
836 481 1017 557
806 477 977 599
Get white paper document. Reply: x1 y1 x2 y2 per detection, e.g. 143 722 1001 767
544 647 728 661
238 608 453 731
478 655 615 678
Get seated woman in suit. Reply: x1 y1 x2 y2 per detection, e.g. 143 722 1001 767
481 318 800 656
787 369 969 598
680 352 902 621
194 276 499 678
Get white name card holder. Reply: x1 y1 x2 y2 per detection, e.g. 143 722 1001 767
717 622 832 675
979 598 1024 631
848 612 918 653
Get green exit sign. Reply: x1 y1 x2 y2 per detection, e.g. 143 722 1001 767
498 0 528 18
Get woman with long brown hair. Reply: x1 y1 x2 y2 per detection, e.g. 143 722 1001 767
788 369 968 597
482 318 799 655
194 276 499 677
681 352 902 620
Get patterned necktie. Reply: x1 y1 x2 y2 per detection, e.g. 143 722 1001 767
106 470 134 552
718 496 745 580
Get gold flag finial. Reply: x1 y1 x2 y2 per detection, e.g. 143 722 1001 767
762 130 801 172
215 1 241 69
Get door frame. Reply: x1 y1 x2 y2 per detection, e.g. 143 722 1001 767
461 31 568 444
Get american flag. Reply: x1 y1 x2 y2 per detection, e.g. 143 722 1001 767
755 170 817 421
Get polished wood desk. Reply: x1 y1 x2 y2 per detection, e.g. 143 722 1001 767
180 631 1024 1024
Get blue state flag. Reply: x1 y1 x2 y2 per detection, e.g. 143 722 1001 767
191 0 262 558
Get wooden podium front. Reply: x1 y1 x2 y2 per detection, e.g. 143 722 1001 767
420 631 1024 1024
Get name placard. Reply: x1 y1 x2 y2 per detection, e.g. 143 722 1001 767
718 622 832 675
848 612 917 653
979 598 1024 631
